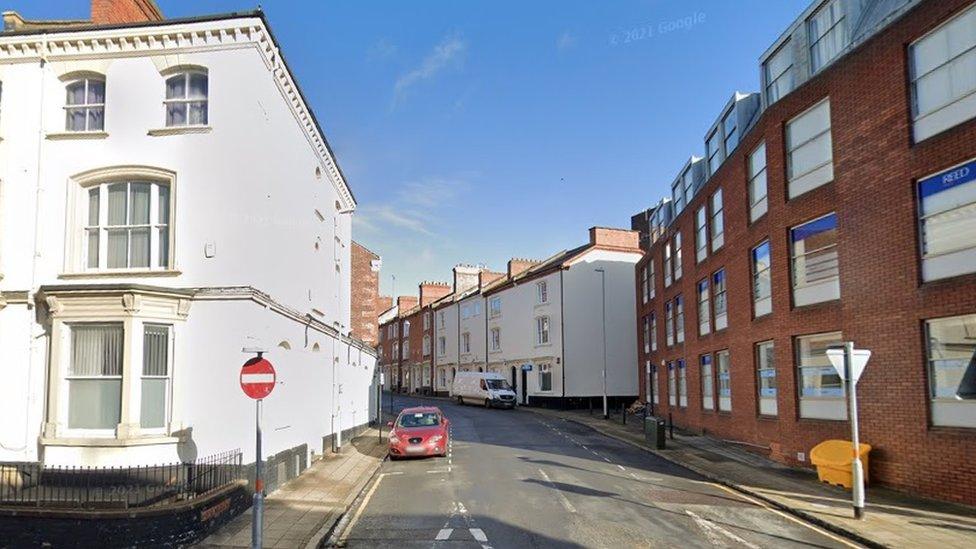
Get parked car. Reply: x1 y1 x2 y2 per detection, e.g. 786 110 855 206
451 371 517 409
388 406 449 459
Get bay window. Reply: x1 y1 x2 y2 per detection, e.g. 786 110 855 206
748 142 768 222
710 189 724 251
713 269 727 331
65 76 105 132
701 354 714 411
808 0 848 72
165 70 208 127
797 331 845 420
752 241 772 317
791 213 840 306
909 2 976 141
83 180 171 271
786 99 833 198
140 324 172 430
926 314 976 427
695 206 708 263
918 159 976 281
717 350 731 412
68 324 123 430
756 341 777 416
697 278 711 336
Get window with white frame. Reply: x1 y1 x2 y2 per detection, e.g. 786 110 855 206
461 332 470 354
83 180 171 271
668 362 677 406
926 313 976 427
164 70 208 127
695 206 708 263
917 159 976 281
438 311 445 328
539 363 553 392
717 349 731 412
678 359 687 407
701 354 714 410
757 340 777 416
67 324 123 430
697 278 711 336
707 130 723 175
650 312 658 351
675 295 685 344
393 341 399 359
786 99 833 198
808 0 847 72
403 339 410 356
423 312 430 330
423 335 431 357
673 233 683 281
723 108 738 154
710 189 724 251
437 336 446 357
537 281 549 304
642 316 650 353
712 269 727 331
910 4 976 141
664 242 673 287
791 213 840 306
439 368 447 389
765 40 794 104
748 142 769 222
393 323 398 338
490 296 502 317
641 266 649 304
403 320 410 337
796 331 845 419
490 327 501 351
141 324 172 429
536 316 550 345
65 76 105 132
752 241 772 317
665 301 674 347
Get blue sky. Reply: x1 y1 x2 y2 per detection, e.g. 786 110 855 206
8 1 810 297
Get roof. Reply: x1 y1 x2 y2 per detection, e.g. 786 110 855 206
0 9 357 207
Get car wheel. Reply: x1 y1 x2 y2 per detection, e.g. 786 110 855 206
457 396 464 406
484 399 491 408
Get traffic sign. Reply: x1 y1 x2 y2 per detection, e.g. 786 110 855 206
240 357 276 399
827 348 871 384
521 364 533 371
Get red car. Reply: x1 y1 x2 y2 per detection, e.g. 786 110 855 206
388 406 449 459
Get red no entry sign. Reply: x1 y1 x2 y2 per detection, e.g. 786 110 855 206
240 357 276 399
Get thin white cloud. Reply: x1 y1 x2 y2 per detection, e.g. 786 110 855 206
355 205 433 236
368 37 398 61
393 32 466 104
556 30 576 51
397 177 468 209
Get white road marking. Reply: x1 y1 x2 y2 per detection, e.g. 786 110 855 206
435 528 453 540
337 471 389 544
469 528 488 542
538 468 576 514
686 510 761 549
616 464 626 471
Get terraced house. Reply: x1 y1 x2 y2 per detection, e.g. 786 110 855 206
633 0 976 504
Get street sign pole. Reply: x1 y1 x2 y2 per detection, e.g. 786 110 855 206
252 397 264 549
240 351 276 549
845 342 866 520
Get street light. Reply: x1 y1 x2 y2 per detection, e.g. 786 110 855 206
595 268 608 420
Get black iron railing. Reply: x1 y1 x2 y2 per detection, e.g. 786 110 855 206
0 449 243 509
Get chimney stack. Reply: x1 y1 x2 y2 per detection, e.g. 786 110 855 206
479 271 505 290
589 226 640 249
507 258 540 279
419 282 451 306
91 0 163 25
452 265 481 295
396 295 418 312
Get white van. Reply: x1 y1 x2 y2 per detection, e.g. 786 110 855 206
451 371 517 409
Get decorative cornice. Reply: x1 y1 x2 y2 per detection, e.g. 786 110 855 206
0 16 356 212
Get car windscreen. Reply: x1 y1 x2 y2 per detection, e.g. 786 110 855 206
486 379 512 391
398 412 440 428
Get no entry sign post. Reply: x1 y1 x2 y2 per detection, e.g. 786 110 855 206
241 354 276 549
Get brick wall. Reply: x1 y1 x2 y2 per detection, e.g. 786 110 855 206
589 226 639 249
350 242 381 346
91 0 163 25
636 0 976 505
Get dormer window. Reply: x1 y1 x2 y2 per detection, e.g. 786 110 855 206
764 40 794 104
165 70 208 127
706 130 722 175
722 109 738 153
808 0 847 72
65 77 105 132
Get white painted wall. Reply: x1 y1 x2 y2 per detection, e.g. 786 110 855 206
435 303 458 368
563 250 641 397
458 293 486 370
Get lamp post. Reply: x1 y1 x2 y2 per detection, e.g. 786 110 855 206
595 268 608 420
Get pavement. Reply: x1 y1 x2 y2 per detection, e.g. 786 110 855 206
332 394 856 548
523 405 976 549
197 427 386 549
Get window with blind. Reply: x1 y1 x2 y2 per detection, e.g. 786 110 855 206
68 324 123 430
678 359 687 407
165 70 208 127
701 354 714 411
675 295 685 344
786 99 833 198
711 189 724 251
717 350 731 412
808 0 848 73
797 331 845 420
918 159 976 281
673 233 683 281
85 181 171 271
697 278 711 336
910 3 976 141
695 206 708 263
65 77 105 132
926 314 976 427
757 340 777 416
652 364 660 404
764 40 794 105
752 241 772 317
791 213 840 306
748 142 768 222
141 324 171 429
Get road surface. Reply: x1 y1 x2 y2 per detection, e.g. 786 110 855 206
332 394 857 548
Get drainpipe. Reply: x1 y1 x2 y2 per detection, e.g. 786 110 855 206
560 270 566 405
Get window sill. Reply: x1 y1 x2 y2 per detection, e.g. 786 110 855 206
41 435 180 448
59 269 182 279
46 131 109 140
534 343 552 348
148 125 213 136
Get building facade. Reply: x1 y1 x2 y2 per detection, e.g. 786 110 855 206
350 241 382 346
635 0 976 504
0 3 377 474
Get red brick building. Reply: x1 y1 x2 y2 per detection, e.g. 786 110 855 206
635 0 976 504
350 241 382 346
